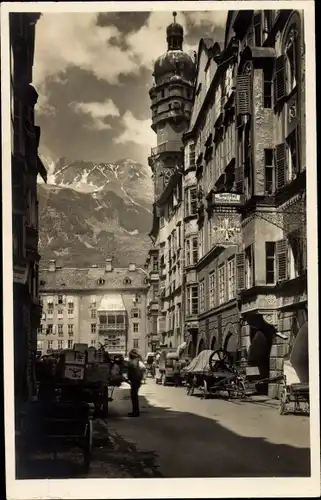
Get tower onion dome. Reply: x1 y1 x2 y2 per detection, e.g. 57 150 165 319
153 12 195 82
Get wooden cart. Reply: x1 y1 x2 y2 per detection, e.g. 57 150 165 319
21 396 94 473
279 376 310 415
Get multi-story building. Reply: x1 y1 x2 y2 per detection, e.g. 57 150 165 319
181 9 306 397
145 12 195 351
10 13 47 412
37 259 149 358
144 9 307 397
182 35 240 359
228 9 306 397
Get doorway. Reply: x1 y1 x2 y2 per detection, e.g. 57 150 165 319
197 338 206 355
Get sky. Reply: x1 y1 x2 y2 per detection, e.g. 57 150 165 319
33 10 228 166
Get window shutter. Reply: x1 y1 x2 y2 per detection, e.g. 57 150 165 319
274 55 286 102
236 75 251 115
276 239 288 282
276 142 286 190
236 252 246 291
235 163 244 193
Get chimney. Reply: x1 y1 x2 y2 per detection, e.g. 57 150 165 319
105 258 113 272
128 263 136 272
48 259 56 272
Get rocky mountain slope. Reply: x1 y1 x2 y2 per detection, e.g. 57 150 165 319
38 157 153 268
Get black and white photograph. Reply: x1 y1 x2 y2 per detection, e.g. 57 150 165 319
1 1 319 499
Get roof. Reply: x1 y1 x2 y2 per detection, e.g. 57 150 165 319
39 267 148 292
97 294 126 312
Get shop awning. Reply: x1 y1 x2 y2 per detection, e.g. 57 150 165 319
97 294 126 312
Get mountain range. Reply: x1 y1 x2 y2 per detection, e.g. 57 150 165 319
37 156 154 268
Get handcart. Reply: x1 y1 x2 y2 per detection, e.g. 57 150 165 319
279 375 310 415
21 390 94 473
184 349 246 399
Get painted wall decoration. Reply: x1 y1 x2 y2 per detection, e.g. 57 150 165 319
211 212 242 245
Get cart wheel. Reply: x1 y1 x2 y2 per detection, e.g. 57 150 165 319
209 349 230 372
83 420 93 472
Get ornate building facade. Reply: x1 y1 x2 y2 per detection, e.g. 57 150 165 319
145 9 307 398
10 13 47 412
145 13 195 351
182 9 306 397
38 259 149 358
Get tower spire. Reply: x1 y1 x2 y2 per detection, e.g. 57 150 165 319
166 11 183 51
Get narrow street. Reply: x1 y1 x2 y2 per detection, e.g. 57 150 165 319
19 379 310 479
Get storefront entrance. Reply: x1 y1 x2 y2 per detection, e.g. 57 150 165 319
223 331 238 364
246 314 275 394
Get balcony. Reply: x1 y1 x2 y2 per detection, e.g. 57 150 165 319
157 316 166 335
150 141 183 157
149 271 159 281
147 299 159 312
98 324 126 333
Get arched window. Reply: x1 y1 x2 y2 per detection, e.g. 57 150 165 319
284 26 299 94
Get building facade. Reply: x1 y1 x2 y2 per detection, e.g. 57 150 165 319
145 13 195 351
38 259 149 358
10 13 47 411
182 9 306 397
144 9 307 397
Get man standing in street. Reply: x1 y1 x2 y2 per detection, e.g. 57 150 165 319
126 349 144 417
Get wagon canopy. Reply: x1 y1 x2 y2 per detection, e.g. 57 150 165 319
184 350 215 373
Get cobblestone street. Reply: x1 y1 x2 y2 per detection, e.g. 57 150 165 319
18 379 310 479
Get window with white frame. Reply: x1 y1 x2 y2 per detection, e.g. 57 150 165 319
68 324 74 336
185 236 198 266
133 323 139 333
58 324 63 337
186 285 199 316
245 245 255 288
47 324 53 335
58 340 63 350
199 279 205 314
48 340 53 350
227 257 236 300
91 309 96 319
133 339 139 349
209 270 216 309
68 340 73 349
91 323 96 334
185 187 198 217
218 264 225 305
199 227 205 260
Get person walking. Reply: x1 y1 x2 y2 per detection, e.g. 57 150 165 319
126 349 144 417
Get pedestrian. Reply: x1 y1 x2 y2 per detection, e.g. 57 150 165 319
126 349 144 417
